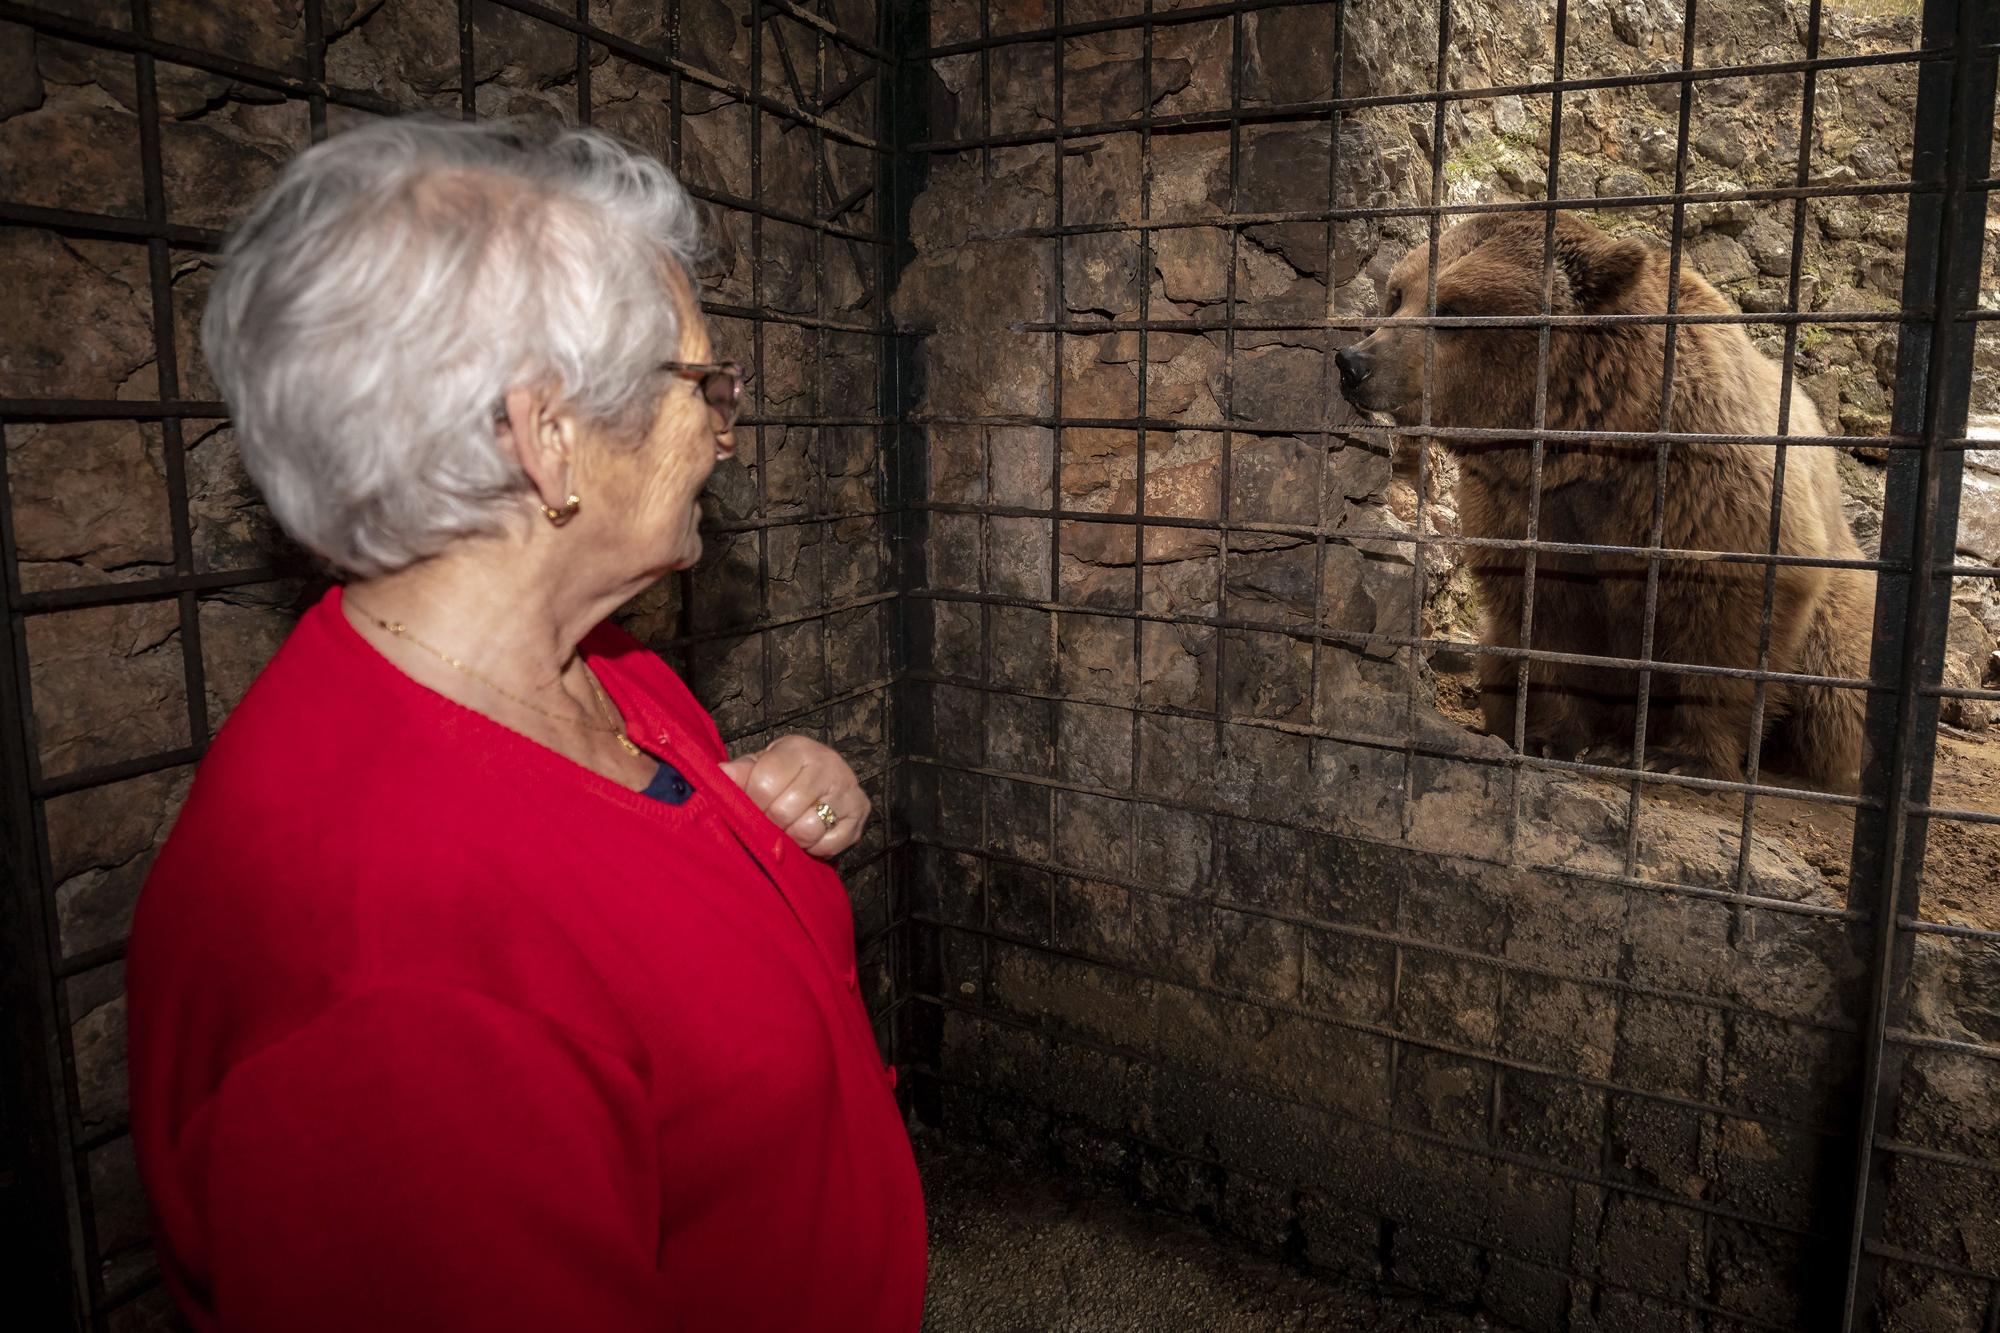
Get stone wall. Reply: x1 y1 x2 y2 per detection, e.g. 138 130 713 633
3 0 1996 1329
0 2 898 1326
898 1 1999 1329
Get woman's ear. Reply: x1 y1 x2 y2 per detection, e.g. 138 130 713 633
498 385 578 515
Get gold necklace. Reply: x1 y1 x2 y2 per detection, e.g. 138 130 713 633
354 603 644 757
579 667 646 757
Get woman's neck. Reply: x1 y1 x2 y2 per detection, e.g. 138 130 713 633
342 541 612 696
339 541 662 790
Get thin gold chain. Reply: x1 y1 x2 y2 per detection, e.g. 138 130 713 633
579 668 645 757
352 602 644 757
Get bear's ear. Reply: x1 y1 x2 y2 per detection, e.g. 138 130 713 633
1556 232 1651 312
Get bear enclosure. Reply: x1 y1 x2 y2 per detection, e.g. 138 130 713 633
0 1 1997 1331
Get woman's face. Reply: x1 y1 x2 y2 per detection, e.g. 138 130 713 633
583 266 732 579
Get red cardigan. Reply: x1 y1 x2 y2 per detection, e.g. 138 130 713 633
127 588 926 1332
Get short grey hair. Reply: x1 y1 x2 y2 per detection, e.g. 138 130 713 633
202 117 704 577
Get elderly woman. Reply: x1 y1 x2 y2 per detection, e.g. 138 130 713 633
125 120 924 1331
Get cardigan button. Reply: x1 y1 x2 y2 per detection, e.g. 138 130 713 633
884 1065 898 1090
844 967 857 993
770 838 787 864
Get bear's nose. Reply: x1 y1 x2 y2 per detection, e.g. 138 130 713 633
1335 344 1371 390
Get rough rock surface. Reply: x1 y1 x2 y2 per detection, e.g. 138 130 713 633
1950 420 2000 729
2 2 896 1322
906 2 1996 1331
4 0 1993 1329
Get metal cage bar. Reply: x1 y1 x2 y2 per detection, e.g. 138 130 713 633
1840 0 2000 1325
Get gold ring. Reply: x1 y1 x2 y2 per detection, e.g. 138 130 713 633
814 800 839 830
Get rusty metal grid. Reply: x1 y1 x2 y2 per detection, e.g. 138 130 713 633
893 1 2000 1330
0 0 912 1326
1 0 1997 1329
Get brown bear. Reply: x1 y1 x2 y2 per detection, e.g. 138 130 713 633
1335 213 1873 790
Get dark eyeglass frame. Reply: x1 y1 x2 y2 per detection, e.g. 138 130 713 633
662 359 745 453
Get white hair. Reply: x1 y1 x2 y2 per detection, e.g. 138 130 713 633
202 116 704 577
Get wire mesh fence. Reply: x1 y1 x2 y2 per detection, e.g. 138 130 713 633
0 0 907 1325
0 0 1995 1330
895 0 1997 1329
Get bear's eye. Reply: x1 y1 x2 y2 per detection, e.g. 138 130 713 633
1434 302 1463 330
1385 287 1403 314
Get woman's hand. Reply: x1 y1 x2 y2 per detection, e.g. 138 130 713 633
718 735 871 859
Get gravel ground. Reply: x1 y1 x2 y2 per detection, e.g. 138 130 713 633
917 1131 1508 1333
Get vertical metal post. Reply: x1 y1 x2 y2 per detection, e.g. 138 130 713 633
1840 0 1999 1326
886 0 937 1111
0 424 84 1331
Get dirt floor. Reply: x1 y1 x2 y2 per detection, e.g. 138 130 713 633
1429 673 2000 930
1642 734 2000 930
918 1129 1509 1333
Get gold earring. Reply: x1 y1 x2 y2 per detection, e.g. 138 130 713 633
541 493 581 526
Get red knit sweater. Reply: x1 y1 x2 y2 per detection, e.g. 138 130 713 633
127 588 926 1331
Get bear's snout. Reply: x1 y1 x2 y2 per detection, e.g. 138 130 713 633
1337 341 1395 413
1334 343 1372 392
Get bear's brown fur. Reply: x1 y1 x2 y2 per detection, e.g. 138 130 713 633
1337 214 1872 790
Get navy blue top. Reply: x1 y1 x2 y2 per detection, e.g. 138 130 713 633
641 759 695 805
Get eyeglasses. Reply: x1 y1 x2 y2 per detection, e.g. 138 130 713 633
661 359 744 453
